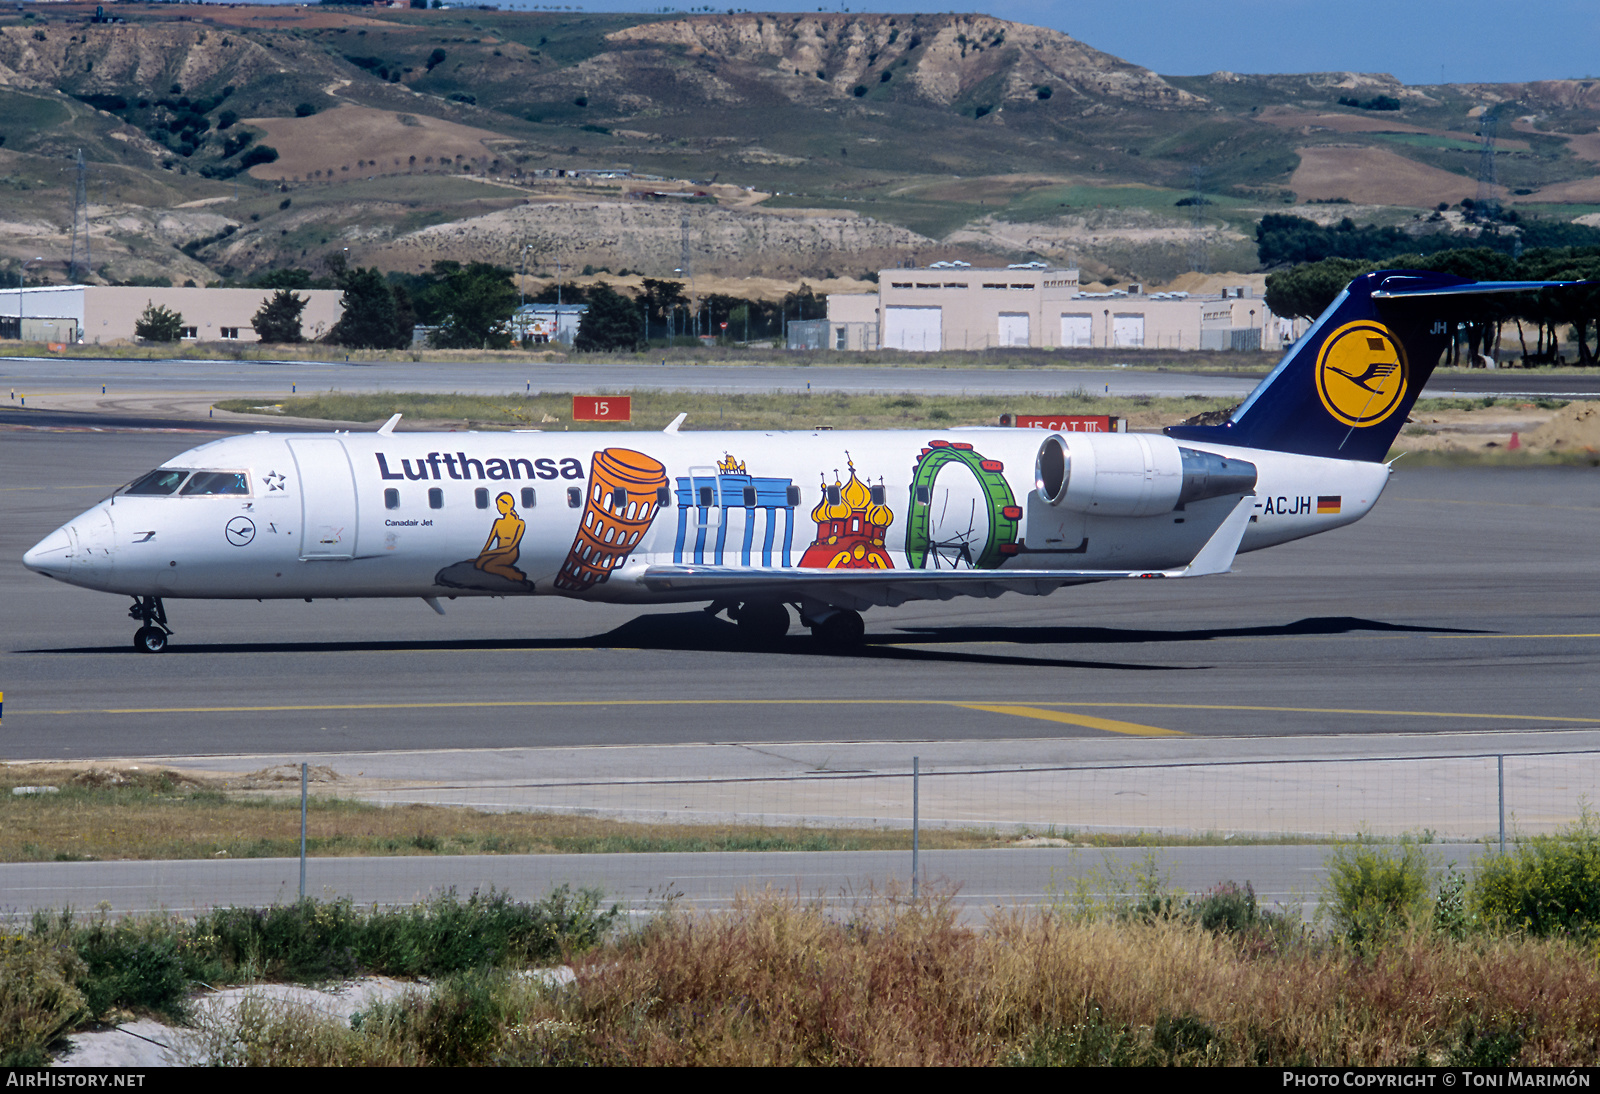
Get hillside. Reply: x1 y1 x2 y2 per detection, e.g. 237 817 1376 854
0 4 1597 289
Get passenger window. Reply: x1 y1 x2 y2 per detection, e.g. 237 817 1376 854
475 488 489 509
521 487 536 509
567 487 581 508
179 471 250 496
385 489 400 510
428 488 444 509
125 469 190 496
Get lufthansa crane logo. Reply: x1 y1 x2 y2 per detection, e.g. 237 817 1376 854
1315 320 1408 428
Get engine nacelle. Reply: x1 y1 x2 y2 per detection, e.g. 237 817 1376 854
1033 433 1256 518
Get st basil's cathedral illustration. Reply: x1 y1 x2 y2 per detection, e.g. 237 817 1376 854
799 457 896 569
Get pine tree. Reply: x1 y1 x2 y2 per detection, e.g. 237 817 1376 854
251 289 307 344
574 283 641 352
133 301 184 342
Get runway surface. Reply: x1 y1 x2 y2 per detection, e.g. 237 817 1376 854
8 355 1600 408
5 428 1600 760
1 356 1258 401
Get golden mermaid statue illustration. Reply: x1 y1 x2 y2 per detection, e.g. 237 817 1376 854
475 492 527 583
434 492 535 593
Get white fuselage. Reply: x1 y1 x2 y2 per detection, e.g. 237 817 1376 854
23 427 1389 604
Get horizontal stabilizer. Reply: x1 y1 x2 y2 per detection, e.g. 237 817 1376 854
1172 494 1255 577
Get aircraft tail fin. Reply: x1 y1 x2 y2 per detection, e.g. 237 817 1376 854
1165 270 1583 463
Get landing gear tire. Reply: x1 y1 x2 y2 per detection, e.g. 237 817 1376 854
133 626 168 653
735 601 791 641
811 609 865 648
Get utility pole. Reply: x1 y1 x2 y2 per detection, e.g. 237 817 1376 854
68 150 90 283
1188 164 1207 275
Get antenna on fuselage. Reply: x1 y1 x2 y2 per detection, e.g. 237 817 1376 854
663 412 687 434
377 413 402 435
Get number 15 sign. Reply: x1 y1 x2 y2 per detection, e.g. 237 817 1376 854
572 396 632 421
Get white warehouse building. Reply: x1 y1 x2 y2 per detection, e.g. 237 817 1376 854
824 263 1303 353
0 285 345 345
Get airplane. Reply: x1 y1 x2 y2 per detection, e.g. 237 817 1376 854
22 269 1578 652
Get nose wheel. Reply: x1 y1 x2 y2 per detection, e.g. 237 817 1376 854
128 596 173 653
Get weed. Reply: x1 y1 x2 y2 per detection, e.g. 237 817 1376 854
1433 862 1473 940
0 935 86 1066
1473 810 1600 937
1449 1017 1526 1067
1322 839 1433 946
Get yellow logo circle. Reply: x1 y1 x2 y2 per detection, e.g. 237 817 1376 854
1315 320 1408 428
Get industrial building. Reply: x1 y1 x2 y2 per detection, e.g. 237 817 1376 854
0 285 345 345
512 302 588 346
811 263 1303 353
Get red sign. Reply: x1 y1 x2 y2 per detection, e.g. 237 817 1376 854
1001 414 1120 432
572 395 632 422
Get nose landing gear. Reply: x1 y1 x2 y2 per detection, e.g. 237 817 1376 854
129 596 172 653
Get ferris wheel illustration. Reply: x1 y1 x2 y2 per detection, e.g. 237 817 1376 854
904 440 1022 570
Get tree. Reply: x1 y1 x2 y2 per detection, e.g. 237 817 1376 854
574 283 641 351
429 261 517 349
326 266 407 349
252 290 308 344
1263 258 1372 322
134 301 184 342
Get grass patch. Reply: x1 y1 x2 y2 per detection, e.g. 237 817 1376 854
15 887 614 1038
1385 448 1600 467
213 389 1237 431
0 765 1351 863
183 888 1600 1066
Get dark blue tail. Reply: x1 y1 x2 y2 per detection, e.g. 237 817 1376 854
1166 269 1513 462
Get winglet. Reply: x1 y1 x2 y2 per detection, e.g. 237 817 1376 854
1172 494 1255 577
378 413 402 435
663 412 687 434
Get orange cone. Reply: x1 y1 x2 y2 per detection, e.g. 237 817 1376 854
1509 432 1521 451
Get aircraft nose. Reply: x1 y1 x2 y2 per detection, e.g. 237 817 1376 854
23 525 74 578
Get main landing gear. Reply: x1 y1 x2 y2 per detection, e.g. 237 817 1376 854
129 596 172 653
801 607 866 648
728 600 792 642
709 600 867 647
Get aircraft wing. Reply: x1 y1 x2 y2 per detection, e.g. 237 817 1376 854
638 495 1255 610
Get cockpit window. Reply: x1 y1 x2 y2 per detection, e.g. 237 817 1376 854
179 471 251 496
124 469 190 496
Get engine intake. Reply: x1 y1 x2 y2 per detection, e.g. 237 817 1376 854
1034 433 1256 518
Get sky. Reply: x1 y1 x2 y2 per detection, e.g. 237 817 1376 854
474 1 1599 86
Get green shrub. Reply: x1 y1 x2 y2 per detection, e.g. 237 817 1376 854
1187 881 1261 935
1322 840 1432 945
1472 811 1600 936
0 935 86 1066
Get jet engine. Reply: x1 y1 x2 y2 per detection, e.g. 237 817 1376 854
1033 433 1257 518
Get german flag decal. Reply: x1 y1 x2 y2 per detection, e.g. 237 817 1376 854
1317 496 1342 514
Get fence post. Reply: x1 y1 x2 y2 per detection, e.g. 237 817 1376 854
299 762 308 900
1498 754 1506 855
912 756 920 901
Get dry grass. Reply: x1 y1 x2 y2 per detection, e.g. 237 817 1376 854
0 764 1012 862
194 891 1600 1066
213 388 1235 433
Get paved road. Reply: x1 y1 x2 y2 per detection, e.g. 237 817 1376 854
0 845 1487 924
7 356 1598 406
0 357 1259 400
5 430 1600 758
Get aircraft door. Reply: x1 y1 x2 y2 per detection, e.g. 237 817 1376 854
287 438 359 560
